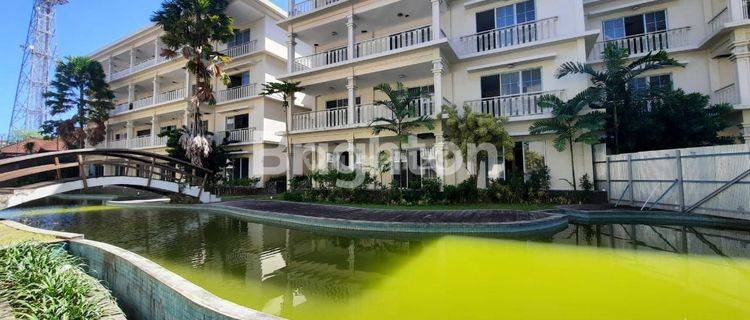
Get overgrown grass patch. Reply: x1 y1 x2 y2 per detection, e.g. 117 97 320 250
0 242 115 319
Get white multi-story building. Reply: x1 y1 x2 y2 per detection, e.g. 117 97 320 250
278 0 750 190
90 0 293 184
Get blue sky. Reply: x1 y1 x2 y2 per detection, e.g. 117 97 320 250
0 0 288 137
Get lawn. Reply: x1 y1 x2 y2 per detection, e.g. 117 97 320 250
0 223 56 247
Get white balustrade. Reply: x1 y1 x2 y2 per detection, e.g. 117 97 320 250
132 96 154 110
708 7 730 35
130 136 153 149
155 135 168 147
156 88 185 104
112 103 129 115
216 128 255 144
292 107 349 131
110 68 131 81
354 96 435 125
465 90 565 118
222 40 257 58
132 57 157 73
590 27 691 61
355 26 432 58
458 17 558 55
711 83 739 105
109 139 127 149
294 46 348 72
291 0 342 17
216 84 256 103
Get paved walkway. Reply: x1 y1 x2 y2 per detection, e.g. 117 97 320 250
219 200 550 223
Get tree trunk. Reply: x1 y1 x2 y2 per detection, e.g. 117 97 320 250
569 138 577 191
286 94 293 190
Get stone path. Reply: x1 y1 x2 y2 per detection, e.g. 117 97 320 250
219 200 551 223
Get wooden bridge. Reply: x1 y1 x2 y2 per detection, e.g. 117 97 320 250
0 149 220 210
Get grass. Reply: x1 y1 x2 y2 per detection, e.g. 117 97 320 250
306 201 555 212
0 242 116 320
0 224 56 248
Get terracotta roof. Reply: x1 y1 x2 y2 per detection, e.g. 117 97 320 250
0 138 66 155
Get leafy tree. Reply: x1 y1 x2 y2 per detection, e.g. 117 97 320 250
529 93 605 190
444 104 514 180
260 80 304 186
556 44 683 153
370 82 435 184
42 56 114 149
638 89 734 150
152 0 234 166
158 127 230 184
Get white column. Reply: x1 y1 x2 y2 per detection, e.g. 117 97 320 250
431 0 442 40
434 134 446 185
126 121 134 148
183 109 190 128
153 76 160 103
432 59 445 116
184 69 193 98
286 94 294 190
734 49 750 106
347 139 355 171
287 33 297 73
347 76 356 125
127 84 135 104
151 115 158 146
347 15 355 60
107 56 113 82
129 46 135 71
104 123 110 148
154 38 161 61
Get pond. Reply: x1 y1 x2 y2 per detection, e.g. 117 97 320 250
4 198 750 319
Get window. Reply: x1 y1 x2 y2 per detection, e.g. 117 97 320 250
228 72 250 89
325 97 361 109
226 114 249 130
603 10 667 40
232 157 250 180
474 0 537 51
629 74 672 95
326 151 356 171
392 148 434 188
161 125 176 133
228 29 251 47
481 68 543 98
114 133 122 141
136 129 151 137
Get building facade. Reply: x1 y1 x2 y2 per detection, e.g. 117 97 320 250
90 0 292 184
278 0 750 190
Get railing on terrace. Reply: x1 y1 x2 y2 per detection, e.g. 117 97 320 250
108 140 127 149
156 88 185 104
155 135 168 147
221 40 258 58
216 84 256 103
132 96 154 110
292 107 348 131
708 7 730 35
215 128 255 144
355 26 432 58
130 136 153 149
354 96 435 124
458 17 558 55
110 68 131 81
711 83 739 105
112 103 129 114
291 0 342 17
590 27 691 61
110 55 175 81
464 90 564 119
294 46 348 72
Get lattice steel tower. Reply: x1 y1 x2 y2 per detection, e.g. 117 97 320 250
8 0 68 141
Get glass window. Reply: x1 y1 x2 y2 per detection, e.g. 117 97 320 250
521 69 542 93
228 72 250 88
629 77 649 95
649 74 672 90
644 11 667 33
495 5 516 28
475 9 495 32
481 75 501 98
515 0 536 24
482 68 542 98
136 129 151 137
604 10 666 40
603 19 625 40
229 29 251 47
501 72 521 96
232 158 250 179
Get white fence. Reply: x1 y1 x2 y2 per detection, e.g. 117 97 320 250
593 144 750 219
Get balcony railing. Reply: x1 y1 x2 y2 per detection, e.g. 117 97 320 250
156 88 185 104
110 69 131 81
221 40 258 58
113 103 129 114
291 0 342 17
354 97 435 125
708 7 730 35
292 107 349 132
130 136 153 149
294 46 348 72
458 17 559 55
590 27 691 61
155 135 168 147
711 83 739 105
465 90 565 119
216 84 257 103
110 55 174 81
215 128 255 144
108 139 127 149
132 96 154 110
355 26 432 58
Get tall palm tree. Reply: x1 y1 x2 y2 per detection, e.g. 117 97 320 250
152 0 235 166
370 83 434 186
556 44 683 154
42 56 114 149
529 93 605 190
260 81 304 186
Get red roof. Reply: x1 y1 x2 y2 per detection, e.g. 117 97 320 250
0 138 66 156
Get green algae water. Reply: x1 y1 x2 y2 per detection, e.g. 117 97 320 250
6 201 750 319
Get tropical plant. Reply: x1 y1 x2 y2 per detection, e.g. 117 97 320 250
369 82 435 186
260 80 305 186
42 56 114 149
556 44 683 153
158 127 230 184
444 104 514 178
152 0 235 166
529 93 605 190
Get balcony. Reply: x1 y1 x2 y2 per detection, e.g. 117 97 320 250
291 96 435 132
290 0 343 18
293 46 348 72
708 7 731 36
589 27 691 61
110 88 186 116
221 40 258 59
110 55 174 82
456 17 559 56
711 83 739 105
464 90 565 119
96 135 168 150
215 128 256 144
216 84 257 104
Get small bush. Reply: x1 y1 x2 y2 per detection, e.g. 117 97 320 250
421 178 444 203
579 174 594 192
227 177 260 187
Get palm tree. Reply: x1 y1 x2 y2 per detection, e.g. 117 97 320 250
370 83 434 186
42 56 114 149
152 0 235 166
556 44 683 154
529 93 605 190
260 81 304 186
